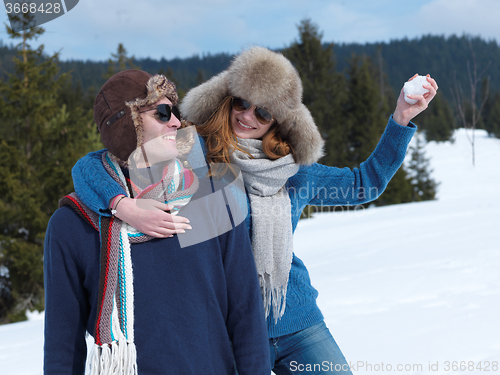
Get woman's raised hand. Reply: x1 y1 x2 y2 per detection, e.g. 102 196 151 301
393 74 438 126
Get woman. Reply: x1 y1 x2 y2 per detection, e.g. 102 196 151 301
44 69 270 375
72 47 438 374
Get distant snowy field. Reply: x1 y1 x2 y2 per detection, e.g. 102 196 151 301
1 129 499 375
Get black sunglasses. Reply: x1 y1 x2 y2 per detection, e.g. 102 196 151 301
139 103 181 122
232 97 273 124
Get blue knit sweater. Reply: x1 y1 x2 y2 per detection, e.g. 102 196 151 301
44 176 271 374
71 117 416 338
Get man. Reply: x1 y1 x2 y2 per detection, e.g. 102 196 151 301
43 70 270 375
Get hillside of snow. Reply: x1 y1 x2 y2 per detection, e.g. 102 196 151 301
1 128 499 375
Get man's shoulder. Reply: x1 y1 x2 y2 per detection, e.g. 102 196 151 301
49 205 80 224
48 205 98 237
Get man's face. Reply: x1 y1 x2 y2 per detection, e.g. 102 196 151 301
135 98 181 166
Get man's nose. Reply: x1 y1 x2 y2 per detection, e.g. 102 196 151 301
167 115 181 128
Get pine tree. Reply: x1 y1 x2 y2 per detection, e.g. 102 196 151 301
158 66 185 100
196 69 205 84
413 94 455 142
343 56 387 165
407 136 439 201
483 91 500 138
104 43 139 80
374 168 414 206
283 19 346 166
285 19 415 210
374 45 396 116
0 23 101 323
342 56 418 206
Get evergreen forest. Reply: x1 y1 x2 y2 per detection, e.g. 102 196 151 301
0 18 499 323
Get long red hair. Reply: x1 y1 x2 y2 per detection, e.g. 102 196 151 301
196 96 292 164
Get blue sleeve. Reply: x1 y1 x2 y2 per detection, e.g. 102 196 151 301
288 116 417 207
221 220 270 375
71 149 127 216
72 135 209 216
43 208 97 374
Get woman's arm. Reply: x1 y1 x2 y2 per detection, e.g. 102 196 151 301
71 149 124 216
290 74 438 208
72 150 191 237
289 116 416 207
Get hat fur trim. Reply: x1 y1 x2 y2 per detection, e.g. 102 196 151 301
125 74 179 153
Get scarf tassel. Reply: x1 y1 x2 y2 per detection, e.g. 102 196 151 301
88 340 138 375
261 274 288 324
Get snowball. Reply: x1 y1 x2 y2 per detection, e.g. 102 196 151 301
403 75 430 105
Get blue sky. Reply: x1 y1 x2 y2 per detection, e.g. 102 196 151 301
1 0 499 61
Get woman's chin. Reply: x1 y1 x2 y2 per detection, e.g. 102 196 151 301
233 129 256 139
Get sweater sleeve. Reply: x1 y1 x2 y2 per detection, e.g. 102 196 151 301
44 207 97 374
71 149 127 216
289 116 416 207
72 134 209 216
221 220 271 375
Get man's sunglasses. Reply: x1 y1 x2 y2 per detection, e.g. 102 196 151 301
139 104 181 122
232 97 273 124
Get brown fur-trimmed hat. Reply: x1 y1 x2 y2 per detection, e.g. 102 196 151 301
94 69 178 161
180 46 324 165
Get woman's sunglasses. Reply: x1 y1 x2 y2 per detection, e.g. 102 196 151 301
232 97 273 124
139 103 181 122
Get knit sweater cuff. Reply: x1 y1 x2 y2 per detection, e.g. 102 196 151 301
72 149 126 217
389 114 418 131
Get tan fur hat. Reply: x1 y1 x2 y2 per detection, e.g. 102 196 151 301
94 70 178 161
180 46 324 165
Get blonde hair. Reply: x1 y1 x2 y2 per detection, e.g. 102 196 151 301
196 96 292 164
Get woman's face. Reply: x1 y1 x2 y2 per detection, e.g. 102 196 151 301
134 98 181 166
230 99 274 139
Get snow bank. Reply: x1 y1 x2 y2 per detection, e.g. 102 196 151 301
1 128 499 375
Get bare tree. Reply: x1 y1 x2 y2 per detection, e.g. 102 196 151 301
451 38 491 166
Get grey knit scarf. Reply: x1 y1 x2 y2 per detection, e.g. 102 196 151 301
230 138 299 321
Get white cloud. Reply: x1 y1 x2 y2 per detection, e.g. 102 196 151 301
314 3 392 44
418 0 500 40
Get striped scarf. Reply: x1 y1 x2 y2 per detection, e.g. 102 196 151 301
59 152 199 374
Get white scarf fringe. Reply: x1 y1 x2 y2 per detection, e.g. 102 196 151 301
261 273 288 323
88 340 138 375
87 223 137 375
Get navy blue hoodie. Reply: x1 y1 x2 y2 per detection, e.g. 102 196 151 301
44 176 270 375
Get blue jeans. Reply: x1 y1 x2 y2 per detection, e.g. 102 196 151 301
270 321 353 375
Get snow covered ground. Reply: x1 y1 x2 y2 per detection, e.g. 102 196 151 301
1 128 499 375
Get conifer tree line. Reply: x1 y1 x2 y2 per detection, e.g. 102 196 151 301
0 18 495 323
0 19 101 323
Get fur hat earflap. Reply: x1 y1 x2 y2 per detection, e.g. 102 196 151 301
94 70 178 162
180 46 324 165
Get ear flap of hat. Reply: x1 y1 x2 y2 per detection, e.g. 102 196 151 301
94 70 150 162
180 71 230 125
279 104 325 165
